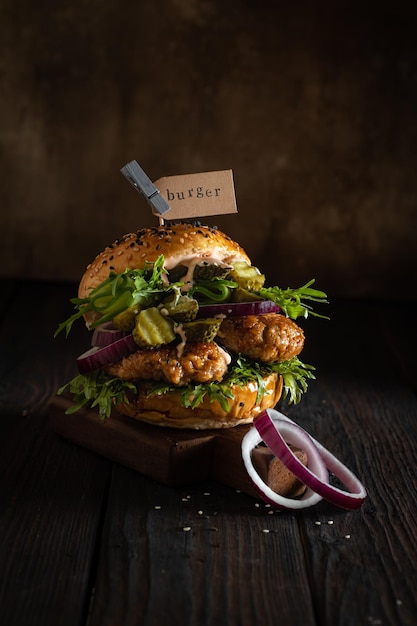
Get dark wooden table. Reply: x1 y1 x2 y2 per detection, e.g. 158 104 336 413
1 279 416 626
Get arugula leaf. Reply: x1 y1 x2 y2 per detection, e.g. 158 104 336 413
148 381 235 413
54 255 171 338
146 354 315 409
58 371 137 420
259 280 328 320
58 352 316 420
225 355 316 405
265 357 316 405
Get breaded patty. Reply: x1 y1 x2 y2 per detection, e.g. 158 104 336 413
105 341 229 386
217 313 304 362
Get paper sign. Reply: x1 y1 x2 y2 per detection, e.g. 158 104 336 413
153 170 237 219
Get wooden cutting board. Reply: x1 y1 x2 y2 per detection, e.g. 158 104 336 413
49 395 306 500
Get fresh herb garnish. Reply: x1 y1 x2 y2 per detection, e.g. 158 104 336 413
54 255 171 338
146 354 316 410
188 278 238 303
266 357 316 404
259 280 328 319
57 353 315 420
57 370 137 420
55 250 328 339
228 355 316 405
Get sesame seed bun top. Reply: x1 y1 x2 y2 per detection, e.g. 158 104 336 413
78 222 251 300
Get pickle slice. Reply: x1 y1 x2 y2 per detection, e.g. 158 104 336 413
232 287 264 303
112 305 138 331
182 318 222 343
113 292 162 331
159 294 198 323
193 262 232 281
133 307 175 348
229 262 265 291
168 264 188 282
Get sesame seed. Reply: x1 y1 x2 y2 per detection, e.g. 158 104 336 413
183 526 191 532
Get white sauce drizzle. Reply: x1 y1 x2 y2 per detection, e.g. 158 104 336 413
186 256 231 291
158 253 241 362
163 251 231 271
216 343 231 365
174 324 187 358
162 253 234 292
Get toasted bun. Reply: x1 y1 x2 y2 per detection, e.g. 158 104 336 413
115 373 283 429
79 223 250 299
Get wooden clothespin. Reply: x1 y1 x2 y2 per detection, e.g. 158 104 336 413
120 160 170 224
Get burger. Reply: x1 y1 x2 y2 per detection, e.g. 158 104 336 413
56 222 327 429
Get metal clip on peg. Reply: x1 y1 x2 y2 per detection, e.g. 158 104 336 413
120 160 170 216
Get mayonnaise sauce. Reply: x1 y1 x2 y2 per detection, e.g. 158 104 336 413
216 344 232 365
164 253 233 290
174 324 187 358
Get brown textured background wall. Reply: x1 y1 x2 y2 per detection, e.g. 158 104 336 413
1 0 416 298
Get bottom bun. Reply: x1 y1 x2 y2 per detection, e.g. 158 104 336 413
115 373 283 429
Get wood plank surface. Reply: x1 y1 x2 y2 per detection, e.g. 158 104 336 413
289 299 417 625
0 282 112 626
1 281 417 626
87 468 317 626
0 411 111 626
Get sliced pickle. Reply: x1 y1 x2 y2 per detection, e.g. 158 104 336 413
193 262 232 281
112 292 160 331
133 307 175 348
182 317 222 343
168 264 188 282
134 292 160 309
112 305 138 331
159 294 198 323
232 287 264 303
229 261 265 291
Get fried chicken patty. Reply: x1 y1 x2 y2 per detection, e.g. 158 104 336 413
216 313 304 362
104 342 229 386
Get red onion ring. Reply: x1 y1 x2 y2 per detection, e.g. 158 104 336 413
196 300 280 319
91 323 130 348
254 409 367 510
242 420 329 510
77 334 138 374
